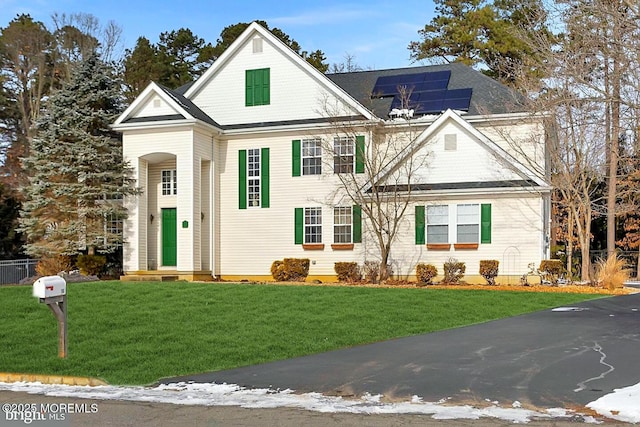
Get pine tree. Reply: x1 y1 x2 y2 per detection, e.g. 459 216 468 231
19 53 137 259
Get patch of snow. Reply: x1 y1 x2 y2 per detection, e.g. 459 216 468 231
1 380 638 423
0 381 559 423
587 382 640 423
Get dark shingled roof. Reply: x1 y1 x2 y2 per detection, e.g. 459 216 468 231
327 62 525 118
128 63 524 128
156 85 221 128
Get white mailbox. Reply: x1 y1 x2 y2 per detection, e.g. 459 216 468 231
33 276 67 298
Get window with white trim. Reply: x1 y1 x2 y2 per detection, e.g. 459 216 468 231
302 138 322 175
247 149 260 207
333 136 354 173
161 170 177 195
305 207 322 243
427 205 448 243
333 207 352 243
457 204 479 243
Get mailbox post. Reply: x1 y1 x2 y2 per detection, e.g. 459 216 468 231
33 276 67 358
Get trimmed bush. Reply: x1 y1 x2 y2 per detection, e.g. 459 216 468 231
270 260 287 281
36 256 73 277
416 263 438 285
539 259 563 285
334 262 361 282
271 258 310 281
77 254 107 276
479 260 499 285
443 257 465 284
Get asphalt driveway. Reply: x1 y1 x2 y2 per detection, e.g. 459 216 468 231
163 293 640 410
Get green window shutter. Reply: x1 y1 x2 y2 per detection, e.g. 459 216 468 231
353 205 362 243
415 205 425 245
481 203 492 243
261 147 270 208
294 208 303 244
238 150 247 209
292 140 301 177
355 135 365 174
245 70 254 106
261 68 270 105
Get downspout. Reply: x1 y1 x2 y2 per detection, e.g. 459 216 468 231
210 133 216 280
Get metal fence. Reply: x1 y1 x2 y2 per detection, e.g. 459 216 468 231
0 259 38 285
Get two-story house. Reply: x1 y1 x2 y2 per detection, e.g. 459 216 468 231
112 22 550 283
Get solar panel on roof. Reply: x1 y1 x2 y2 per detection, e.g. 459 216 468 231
442 88 473 111
372 70 451 98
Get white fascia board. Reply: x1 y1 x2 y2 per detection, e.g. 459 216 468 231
406 186 552 199
184 22 377 122
112 119 220 134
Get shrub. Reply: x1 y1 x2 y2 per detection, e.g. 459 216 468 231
479 260 499 286
539 259 563 285
443 257 465 284
363 261 380 283
76 254 107 276
283 258 310 281
334 262 361 282
270 260 287 281
271 258 310 281
596 253 630 290
36 255 72 277
416 263 438 285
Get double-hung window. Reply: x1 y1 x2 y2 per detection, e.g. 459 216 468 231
161 170 177 195
457 204 480 243
302 139 322 175
247 149 261 207
333 136 354 173
305 207 322 243
333 207 352 243
427 205 448 243
239 148 270 209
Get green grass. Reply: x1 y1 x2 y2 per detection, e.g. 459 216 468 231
0 281 603 385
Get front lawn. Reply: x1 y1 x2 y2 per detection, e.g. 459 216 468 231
0 281 604 385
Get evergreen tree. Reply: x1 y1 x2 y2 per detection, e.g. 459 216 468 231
408 0 551 85
19 53 137 258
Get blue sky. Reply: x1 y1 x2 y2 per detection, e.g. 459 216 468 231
0 0 436 71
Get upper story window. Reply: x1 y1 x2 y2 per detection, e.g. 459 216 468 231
333 136 354 173
161 169 177 195
245 68 270 106
302 139 322 175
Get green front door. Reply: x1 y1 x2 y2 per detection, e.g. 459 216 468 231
161 208 177 267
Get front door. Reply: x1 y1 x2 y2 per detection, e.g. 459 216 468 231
161 208 177 267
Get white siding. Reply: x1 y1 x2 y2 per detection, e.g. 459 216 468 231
132 95 180 119
393 120 524 186
389 195 544 281
191 36 357 126
217 132 365 277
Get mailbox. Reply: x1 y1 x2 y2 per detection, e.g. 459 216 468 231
33 276 67 298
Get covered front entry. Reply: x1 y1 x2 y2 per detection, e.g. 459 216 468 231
162 208 177 267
